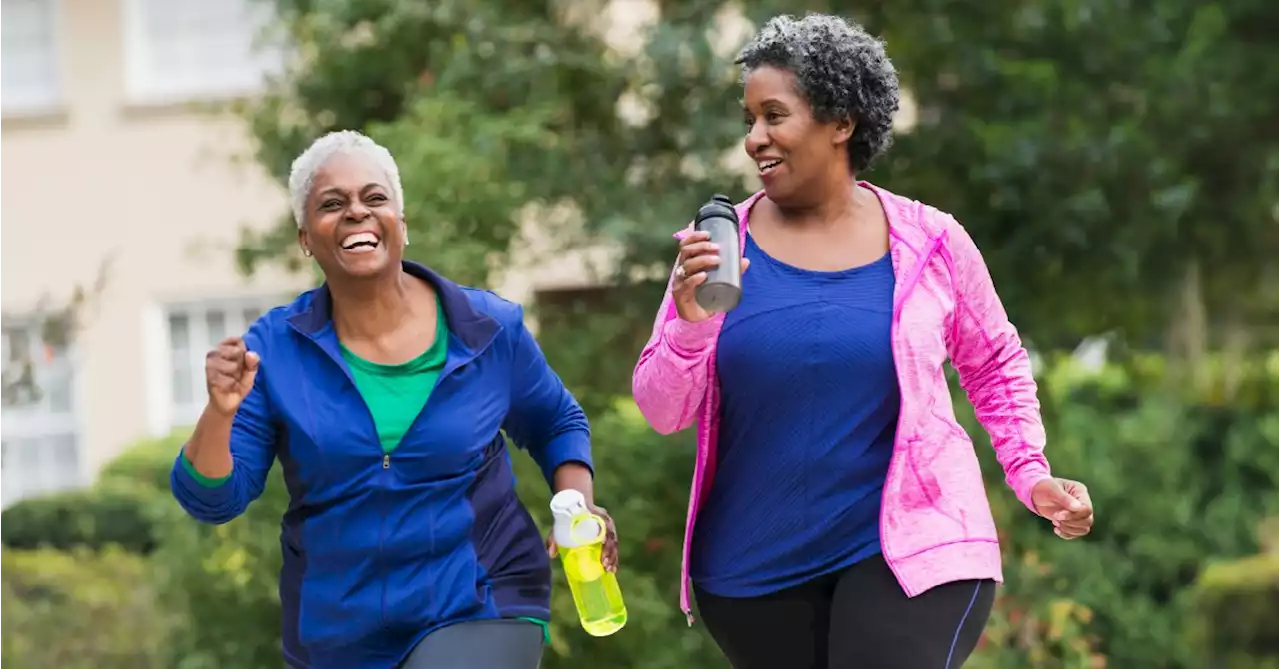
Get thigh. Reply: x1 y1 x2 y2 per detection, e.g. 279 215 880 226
827 556 995 669
694 579 835 669
400 619 543 669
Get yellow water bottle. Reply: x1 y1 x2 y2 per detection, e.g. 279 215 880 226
549 489 627 637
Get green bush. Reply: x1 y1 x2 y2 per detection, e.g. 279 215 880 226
1188 520 1279 669
964 353 1279 668
1 487 158 555
1 547 168 668
148 464 289 669
97 429 189 494
0 430 186 556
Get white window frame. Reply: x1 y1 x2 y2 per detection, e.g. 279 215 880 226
121 0 285 105
1 0 63 115
153 297 281 433
1 317 84 508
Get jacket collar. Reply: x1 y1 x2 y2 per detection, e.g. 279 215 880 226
286 261 500 352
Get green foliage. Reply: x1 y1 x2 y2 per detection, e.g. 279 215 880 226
1 547 168 668
238 0 634 282
148 465 290 669
1 487 158 555
1187 552 1280 665
959 354 1279 667
96 429 189 494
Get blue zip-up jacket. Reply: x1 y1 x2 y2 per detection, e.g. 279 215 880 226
170 262 593 669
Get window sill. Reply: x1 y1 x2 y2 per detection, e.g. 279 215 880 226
1 104 70 129
118 86 265 120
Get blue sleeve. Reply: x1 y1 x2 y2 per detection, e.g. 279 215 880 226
501 306 593 488
170 330 278 525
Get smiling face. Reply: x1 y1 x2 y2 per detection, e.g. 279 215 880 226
742 65 853 204
298 151 404 280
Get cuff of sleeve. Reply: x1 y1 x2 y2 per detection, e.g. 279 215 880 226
180 452 232 488
537 432 594 486
663 316 722 354
1011 468 1054 515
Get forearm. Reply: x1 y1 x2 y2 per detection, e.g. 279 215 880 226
632 298 718 435
182 404 237 479
552 461 596 503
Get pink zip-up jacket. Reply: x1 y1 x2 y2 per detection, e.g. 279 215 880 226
632 182 1053 623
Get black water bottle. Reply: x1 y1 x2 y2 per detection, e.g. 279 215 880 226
693 194 742 314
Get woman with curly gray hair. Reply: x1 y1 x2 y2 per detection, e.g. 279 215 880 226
631 13 1095 668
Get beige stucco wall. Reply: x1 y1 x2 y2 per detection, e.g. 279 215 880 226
1 0 308 479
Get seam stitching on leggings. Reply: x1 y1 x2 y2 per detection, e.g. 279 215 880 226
943 582 983 669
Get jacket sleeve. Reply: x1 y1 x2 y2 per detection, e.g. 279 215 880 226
170 329 278 525
503 306 594 488
942 218 1052 513
631 233 721 435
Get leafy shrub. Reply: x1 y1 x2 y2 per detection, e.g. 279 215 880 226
1 487 158 555
1187 520 1279 669
964 353 1279 668
1 547 168 668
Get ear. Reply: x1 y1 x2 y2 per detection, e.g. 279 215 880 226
297 227 311 257
831 116 856 146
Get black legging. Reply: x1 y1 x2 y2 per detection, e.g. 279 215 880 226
694 554 995 669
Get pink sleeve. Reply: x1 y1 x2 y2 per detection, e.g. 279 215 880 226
941 216 1052 513
630 226 721 435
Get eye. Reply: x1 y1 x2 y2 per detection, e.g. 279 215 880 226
367 193 388 204
765 111 784 124
320 199 342 211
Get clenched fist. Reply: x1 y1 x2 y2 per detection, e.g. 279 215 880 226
205 337 260 416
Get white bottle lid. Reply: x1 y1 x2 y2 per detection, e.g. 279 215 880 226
549 489 603 549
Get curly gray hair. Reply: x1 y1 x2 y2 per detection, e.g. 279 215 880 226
736 13 900 172
287 130 405 229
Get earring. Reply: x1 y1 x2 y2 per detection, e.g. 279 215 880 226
302 249 312 257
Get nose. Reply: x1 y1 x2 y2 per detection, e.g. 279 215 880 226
744 118 770 156
345 199 371 222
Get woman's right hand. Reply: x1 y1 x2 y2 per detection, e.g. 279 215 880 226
672 231 750 323
205 336 260 417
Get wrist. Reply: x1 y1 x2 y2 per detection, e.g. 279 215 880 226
203 400 237 422
552 461 594 502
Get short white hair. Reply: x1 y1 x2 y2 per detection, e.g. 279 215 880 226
287 130 405 228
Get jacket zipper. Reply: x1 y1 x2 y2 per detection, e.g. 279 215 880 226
880 233 944 595
378 452 391 628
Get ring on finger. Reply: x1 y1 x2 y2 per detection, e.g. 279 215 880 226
675 264 687 280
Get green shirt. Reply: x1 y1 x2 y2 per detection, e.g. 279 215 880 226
339 298 448 456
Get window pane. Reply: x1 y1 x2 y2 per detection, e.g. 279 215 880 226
172 365 194 405
243 307 263 327
4 328 30 362
133 0 280 99
169 313 190 351
1 0 58 109
206 310 227 343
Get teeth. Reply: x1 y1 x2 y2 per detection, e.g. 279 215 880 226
341 232 379 249
758 159 782 172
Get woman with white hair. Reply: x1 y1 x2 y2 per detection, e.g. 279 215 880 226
170 130 616 669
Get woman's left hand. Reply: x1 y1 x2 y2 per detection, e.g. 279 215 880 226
1031 477 1094 540
546 502 620 573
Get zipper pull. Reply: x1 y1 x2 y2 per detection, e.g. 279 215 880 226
382 454 391 469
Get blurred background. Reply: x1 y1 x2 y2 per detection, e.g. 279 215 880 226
0 0 1276 667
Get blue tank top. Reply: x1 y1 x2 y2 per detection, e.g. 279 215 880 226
690 232 900 597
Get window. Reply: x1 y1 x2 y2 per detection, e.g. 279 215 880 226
1 321 81 508
1 0 61 113
164 299 274 429
123 0 283 103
